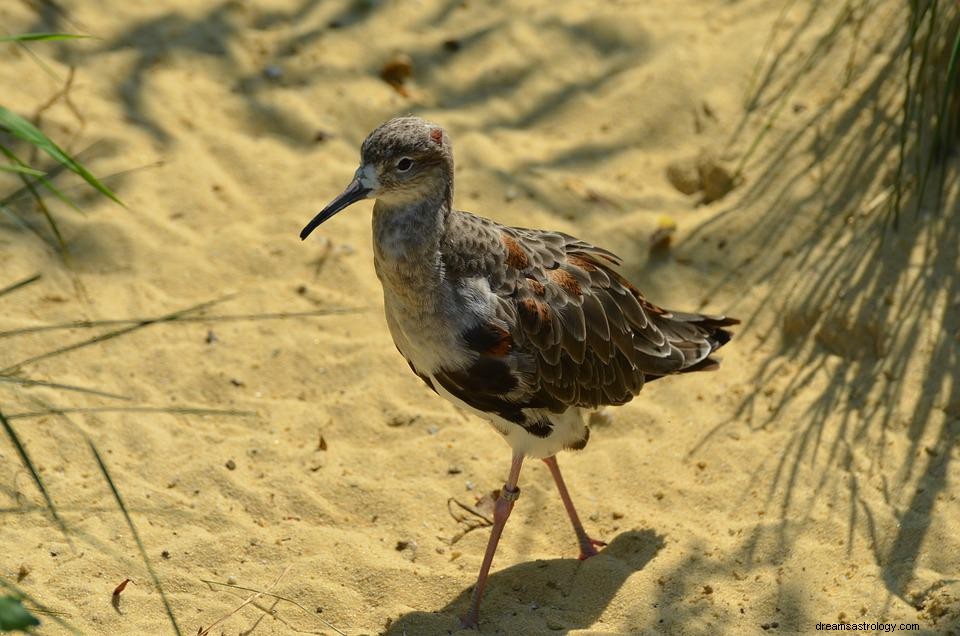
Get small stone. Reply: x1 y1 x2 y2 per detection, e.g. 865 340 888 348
465 481 475 491
612 511 624 520
225 459 237 470
427 425 439 435
16 563 30 582
665 157 702 195
442 38 462 52
296 285 308 295
263 65 283 80
230 378 244 387
447 465 462 475
226 575 237 585
205 330 217 344
546 617 564 630
161 550 170 559
698 152 735 203
703 584 713 595
380 53 413 95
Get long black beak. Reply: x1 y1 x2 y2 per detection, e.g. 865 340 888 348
300 178 371 240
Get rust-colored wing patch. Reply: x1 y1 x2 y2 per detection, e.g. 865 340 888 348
502 233 530 269
547 268 582 296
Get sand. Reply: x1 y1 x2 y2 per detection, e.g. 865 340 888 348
1 0 958 634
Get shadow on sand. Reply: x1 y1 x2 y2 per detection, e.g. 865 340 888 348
387 529 665 635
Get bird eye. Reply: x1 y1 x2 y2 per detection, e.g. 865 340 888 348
396 157 413 172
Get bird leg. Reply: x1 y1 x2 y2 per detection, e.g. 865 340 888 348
542 455 606 560
461 452 524 629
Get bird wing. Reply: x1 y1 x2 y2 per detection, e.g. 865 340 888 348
437 212 738 416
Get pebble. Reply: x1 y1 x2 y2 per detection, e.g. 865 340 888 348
225 459 236 470
263 65 283 80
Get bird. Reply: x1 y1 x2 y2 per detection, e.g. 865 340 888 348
300 116 738 629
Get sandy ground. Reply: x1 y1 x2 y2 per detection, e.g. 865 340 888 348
1 0 959 634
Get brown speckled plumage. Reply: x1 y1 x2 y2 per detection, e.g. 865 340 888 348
300 116 738 628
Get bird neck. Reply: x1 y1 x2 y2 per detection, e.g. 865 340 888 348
372 195 450 306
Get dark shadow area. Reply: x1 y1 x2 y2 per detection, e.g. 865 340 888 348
386 529 664 635
683 0 960 618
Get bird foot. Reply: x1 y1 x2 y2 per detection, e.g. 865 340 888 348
578 538 607 561
459 613 479 630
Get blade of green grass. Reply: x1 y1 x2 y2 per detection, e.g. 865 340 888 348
0 33 92 42
0 595 40 631
84 436 182 636
0 307 366 339
0 143 82 213
0 106 122 205
0 144 76 256
0 408 72 545
0 273 41 299
0 296 233 373
0 163 44 176
0 577 80 635
5 406 255 420
931 12 960 211
0 375 130 400
890 1 925 227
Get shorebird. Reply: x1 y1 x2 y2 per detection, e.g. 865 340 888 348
300 116 737 628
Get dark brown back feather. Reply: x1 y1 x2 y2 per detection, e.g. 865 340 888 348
439 211 738 414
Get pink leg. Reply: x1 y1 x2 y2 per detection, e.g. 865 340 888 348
461 453 524 629
542 456 606 560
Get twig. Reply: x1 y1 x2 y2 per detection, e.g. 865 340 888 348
446 497 493 545
197 566 292 636
200 579 347 635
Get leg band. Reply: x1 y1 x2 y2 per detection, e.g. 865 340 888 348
500 485 521 502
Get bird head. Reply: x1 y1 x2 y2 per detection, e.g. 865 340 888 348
300 116 453 240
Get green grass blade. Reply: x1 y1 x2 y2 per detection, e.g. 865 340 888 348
0 33 92 42
0 375 130 400
0 163 44 176
0 577 80 635
4 406 255 420
85 438 183 636
0 106 122 205
0 408 72 545
0 307 366 339
0 273 41 299
931 13 960 210
0 595 40 631
0 144 79 210
0 296 232 373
